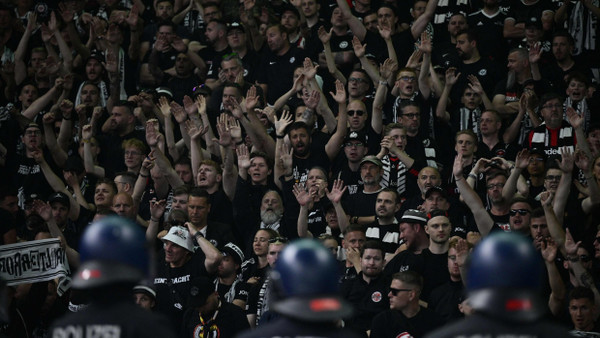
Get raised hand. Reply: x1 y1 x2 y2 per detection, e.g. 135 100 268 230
455 238 469 267
32 200 52 222
529 41 542 64
145 119 162 147
125 4 139 29
42 112 55 125
329 80 346 104
184 119 207 140
352 36 366 58
540 237 558 262
326 179 347 203
378 22 392 40
564 228 581 257
539 190 554 208
557 147 574 173
228 116 242 142
417 31 432 53
445 67 461 87
82 124 93 140
302 57 318 80
195 94 207 115
566 107 583 129
103 49 119 75
303 90 320 110
170 101 187 123
467 74 483 95
274 110 294 136
158 96 172 117
245 85 260 111
215 113 233 146
453 154 465 178
380 58 398 81
515 149 530 169
318 26 332 44
150 199 167 220
279 141 293 173
236 144 251 170
293 183 312 206
171 36 187 53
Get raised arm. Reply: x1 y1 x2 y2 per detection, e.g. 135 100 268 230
553 147 574 221
186 222 223 274
42 112 68 167
326 179 349 233
81 125 105 178
336 0 366 41
293 183 313 238
435 68 460 123
575 150 600 213
352 36 379 85
453 154 495 236
564 228 600 320
541 238 566 316
319 26 346 84
417 32 432 98
325 80 348 161
410 0 438 40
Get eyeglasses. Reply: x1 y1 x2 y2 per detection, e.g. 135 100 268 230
529 157 545 162
509 209 530 216
348 77 368 84
344 142 364 147
580 255 591 262
398 76 416 82
545 175 562 181
25 130 41 136
389 287 412 296
268 237 289 244
542 104 562 110
402 113 420 119
348 110 366 116
486 183 505 190
124 151 141 156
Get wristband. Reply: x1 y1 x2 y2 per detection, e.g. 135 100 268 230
194 231 204 239
455 176 463 182
150 217 159 222
139 173 149 178
276 134 285 139
378 80 388 86
62 115 71 121
82 139 92 143
468 173 477 180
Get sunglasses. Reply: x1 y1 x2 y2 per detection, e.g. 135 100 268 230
268 237 289 244
389 287 412 296
509 209 530 216
348 110 366 116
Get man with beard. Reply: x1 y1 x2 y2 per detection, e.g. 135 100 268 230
96 102 147 175
187 188 235 249
343 156 385 219
452 29 501 101
398 166 442 216
332 131 369 196
75 53 108 108
527 93 576 161
542 31 594 94
428 238 469 324
363 189 400 256
341 240 390 335
160 52 201 103
139 0 190 61
467 0 508 68
257 24 305 105
492 48 547 116
215 243 249 309
394 101 439 170
142 21 185 87
371 271 444 338
385 209 430 277
198 19 232 87
421 210 453 302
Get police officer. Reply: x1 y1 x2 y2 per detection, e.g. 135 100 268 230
425 232 573 338
237 239 363 338
49 216 177 337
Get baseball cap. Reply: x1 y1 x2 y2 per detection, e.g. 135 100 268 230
400 209 427 225
155 87 173 100
222 242 244 265
133 284 156 299
425 186 448 200
48 192 70 207
360 155 382 168
281 4 300 19
87 50 105 64
344 130 367 144
161 226 195 252
227 22 245 33
187 277 215 308
524 17 542 30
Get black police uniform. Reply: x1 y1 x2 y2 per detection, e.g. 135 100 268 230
236 316 363 338
425 312 573 338
50 298 177 337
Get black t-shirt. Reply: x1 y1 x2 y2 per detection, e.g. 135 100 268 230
256 46 306 104
370 307 444 338
181 302 249 338
340 273 392 333
467 9 509 67
421 249 450 303
384 250 425 277
429 280 465 324
153 250 210 328
237 316 364 338
363 29 415 67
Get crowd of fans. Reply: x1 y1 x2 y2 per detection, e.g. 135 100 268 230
0 0 600 336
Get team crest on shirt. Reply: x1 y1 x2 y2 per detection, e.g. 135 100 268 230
371 291 383 302
289 56 295 63
495 149 506 157
396 332 413 338
479 69 487 76
339 41 348 49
